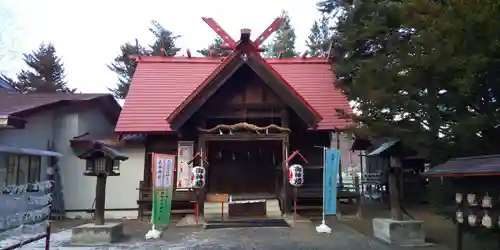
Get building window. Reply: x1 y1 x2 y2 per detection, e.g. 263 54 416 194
6 154 42 185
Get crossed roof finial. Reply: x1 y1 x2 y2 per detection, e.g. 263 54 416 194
201 15 285 52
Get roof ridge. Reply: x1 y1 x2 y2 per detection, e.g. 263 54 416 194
135 56 330 65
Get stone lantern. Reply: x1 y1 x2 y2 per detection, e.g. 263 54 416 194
70 142 128 245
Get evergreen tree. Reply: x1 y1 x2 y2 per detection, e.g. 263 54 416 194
326 0 500 220
306 15 333 57
107 43 148 99
331 0 500 160
317 0 352 14
264 11 298 58
14 43 75 93
148 20 181 56
197 37 230 57
108 21 180 99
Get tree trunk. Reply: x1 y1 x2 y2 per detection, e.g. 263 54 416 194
389 168 403 220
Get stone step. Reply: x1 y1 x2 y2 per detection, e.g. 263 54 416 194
204 199 282 217
204 202 228 215
204 218 290 229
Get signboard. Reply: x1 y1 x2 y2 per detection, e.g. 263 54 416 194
324 149 340 215
176 141 194 190
151 153 175 226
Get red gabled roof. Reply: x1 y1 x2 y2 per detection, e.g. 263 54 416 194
115 56 352 133
166 52 241 125
166 48 323 130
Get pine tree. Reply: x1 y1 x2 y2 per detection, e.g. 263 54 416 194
14 43 75 93
317 0 352 14
264 11 298 58
328 0 500 220
306 15 333 57
148 20 181 56
108 21 180 99
197 37 231 57
107 43 148 99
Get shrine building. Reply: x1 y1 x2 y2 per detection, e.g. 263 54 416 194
114 17 353 220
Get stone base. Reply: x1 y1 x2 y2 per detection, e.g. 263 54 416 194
373 218 427 246
283 214 311 226
70 222 124 245
176 214 205 227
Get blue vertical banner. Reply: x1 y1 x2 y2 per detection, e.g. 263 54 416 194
324 149 340 215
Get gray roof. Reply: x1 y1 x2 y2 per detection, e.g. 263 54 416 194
424 154 500 177
0 77 16 91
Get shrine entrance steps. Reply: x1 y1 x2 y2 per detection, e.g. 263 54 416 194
204 198 282 221
204 218 289 229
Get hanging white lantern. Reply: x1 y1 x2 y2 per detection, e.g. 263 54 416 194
456 211 464 224
482 194 492 208
455 193 463 204
482 213 492 228
467 193 477 206
468 213 477 226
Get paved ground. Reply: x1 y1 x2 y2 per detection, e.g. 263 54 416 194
15 220 397 250
136 223 394 250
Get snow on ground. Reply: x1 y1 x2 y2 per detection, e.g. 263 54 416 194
0 223 399 250
0 229 221 250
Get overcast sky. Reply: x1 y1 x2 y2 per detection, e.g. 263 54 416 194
0 0 322 93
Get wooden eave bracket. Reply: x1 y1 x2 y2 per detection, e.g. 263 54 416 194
286 150 308 164
187 152 209 166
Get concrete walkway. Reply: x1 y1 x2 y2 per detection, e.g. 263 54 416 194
14 221 398 249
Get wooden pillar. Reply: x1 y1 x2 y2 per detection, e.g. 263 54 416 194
197 135 207 217
280 110 290 216
336 131 342 188
280 109 289 128
357 151 364 219
281 134 290 215
139 144 150 221
389 166 403 220
94 175 107 225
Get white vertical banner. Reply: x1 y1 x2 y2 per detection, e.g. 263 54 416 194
176 141 194 190
163 158 173 187
155 157 165 188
